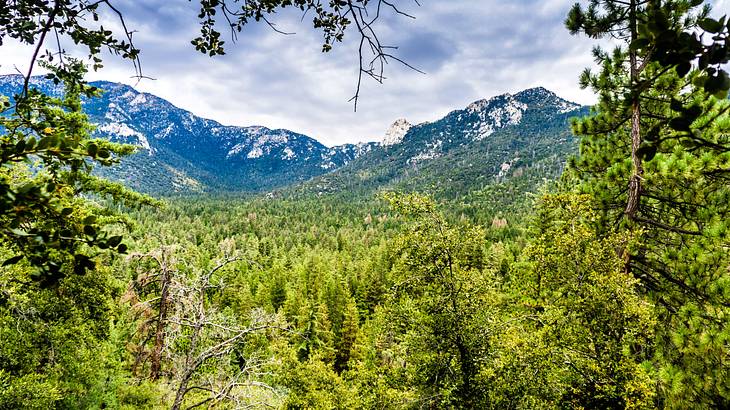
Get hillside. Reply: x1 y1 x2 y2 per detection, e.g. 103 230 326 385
293 87 588 200
0 75 376 193
0 76 586 198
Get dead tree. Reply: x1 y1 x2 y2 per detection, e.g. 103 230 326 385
125 245 179 380
125 238 287 409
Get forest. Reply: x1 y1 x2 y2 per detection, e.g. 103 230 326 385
1 0 729 409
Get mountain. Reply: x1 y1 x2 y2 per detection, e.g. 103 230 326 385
0 75 375 193
1 75 587 198
381 118 413 146
292 87 588 200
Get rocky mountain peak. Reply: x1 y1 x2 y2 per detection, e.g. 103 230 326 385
463 93 527 141
515 86 555 99
514 86 581 113
381 118 413 146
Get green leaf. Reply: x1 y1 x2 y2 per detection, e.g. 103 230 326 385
86 143 98 157
74 254 94 275
692 75 707 88
37 136 52 150
10 228 28 237
83 225 96 237
630 38 650 51
669 117 692 131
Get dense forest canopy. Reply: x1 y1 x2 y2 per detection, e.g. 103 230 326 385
1 0 729 409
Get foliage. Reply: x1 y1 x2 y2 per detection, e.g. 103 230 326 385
125 240 285 409
1 1 729 408
0 61 158 407
0 63 155 284
489 194 656 409
0 256 125 409
383 192 499 407
294 88 585 202
567 0 730 406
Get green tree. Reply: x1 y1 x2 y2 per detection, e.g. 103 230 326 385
491 194 656 409
0 62 154 283
335 294 360 372
0 2 416 405
0 0 421 278
0 62 156 408
0 257 127 409
567 0 730 406
566 0 710 224
384 192 498 408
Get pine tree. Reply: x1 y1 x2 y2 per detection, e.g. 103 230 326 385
335 295 360 373
566 0 714 227
567 1 730 405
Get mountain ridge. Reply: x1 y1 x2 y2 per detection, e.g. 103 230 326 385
290 86 587 199
0 75 587 196
0 74 377 193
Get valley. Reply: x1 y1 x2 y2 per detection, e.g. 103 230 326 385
1 1 728 408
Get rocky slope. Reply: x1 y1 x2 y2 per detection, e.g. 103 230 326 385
0 75 375 193
293 87 588 198
1 76 587 198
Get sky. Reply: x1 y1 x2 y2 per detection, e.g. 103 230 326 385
1 0 728 146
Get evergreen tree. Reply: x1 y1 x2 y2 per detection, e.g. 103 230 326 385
567 0 730 405
335 294 360 373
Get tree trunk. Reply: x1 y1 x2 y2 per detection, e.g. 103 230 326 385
626 100 643 220
150 268 171 380
171 317 203 410
171 369 192 410
625 0 643 222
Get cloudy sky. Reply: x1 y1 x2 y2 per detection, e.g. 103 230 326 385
2 0 728 146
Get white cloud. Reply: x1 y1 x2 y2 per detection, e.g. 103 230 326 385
8 1 721 146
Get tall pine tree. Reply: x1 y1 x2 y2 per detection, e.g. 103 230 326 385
567 0 730 406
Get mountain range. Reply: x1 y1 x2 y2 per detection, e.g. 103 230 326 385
293 87 588 200
0 75 376 193
0 75 587 197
